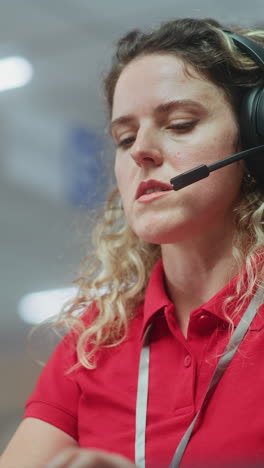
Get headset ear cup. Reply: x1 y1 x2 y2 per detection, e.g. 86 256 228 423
240 86 264 190
256 88 264 140
240 86 264 148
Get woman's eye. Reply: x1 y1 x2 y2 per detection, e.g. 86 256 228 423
167 120 199 132
116 136 136 149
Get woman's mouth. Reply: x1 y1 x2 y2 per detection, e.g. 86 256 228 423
136 179 173 203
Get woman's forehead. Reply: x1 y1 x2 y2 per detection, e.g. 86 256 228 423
112 53 228 119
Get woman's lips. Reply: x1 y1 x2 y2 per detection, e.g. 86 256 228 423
136 179 173 200
137 189 173 203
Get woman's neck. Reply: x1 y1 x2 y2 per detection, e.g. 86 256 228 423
161 227 238 337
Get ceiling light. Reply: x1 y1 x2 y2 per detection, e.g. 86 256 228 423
0 56 33 92
18 287 78 324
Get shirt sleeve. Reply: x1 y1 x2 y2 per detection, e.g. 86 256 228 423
23 331 81 440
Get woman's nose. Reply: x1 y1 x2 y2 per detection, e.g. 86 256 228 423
130 129 163 167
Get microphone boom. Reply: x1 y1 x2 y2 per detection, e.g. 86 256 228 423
170 145 264 190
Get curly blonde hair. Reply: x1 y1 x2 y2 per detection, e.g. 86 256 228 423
56 18 264 369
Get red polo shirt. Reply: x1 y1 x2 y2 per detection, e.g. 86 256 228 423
24 260 264 467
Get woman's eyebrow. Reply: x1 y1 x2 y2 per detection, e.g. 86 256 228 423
110 99 206 134
154 99 207 117
110 115 135 135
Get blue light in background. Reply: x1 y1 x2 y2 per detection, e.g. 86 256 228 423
63 126 107 209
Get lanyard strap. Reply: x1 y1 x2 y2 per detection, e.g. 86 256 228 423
135 325 152 467
135 286 264 468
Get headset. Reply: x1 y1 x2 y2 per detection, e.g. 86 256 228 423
170 30 264 191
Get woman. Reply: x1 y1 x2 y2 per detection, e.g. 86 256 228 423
1 17 264 468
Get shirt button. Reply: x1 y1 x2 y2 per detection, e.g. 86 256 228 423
184 354 192 368
194 312 217 334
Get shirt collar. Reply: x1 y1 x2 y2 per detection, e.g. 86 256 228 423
140 258 172 339
199 262 264 329
140 256 264 339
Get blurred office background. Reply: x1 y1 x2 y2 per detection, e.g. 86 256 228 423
0 0 263 450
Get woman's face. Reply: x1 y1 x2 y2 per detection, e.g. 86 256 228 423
111 54 243 244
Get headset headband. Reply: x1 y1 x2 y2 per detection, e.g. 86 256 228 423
224 30 264 70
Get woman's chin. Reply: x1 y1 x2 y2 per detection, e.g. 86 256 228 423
133 225 188 245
